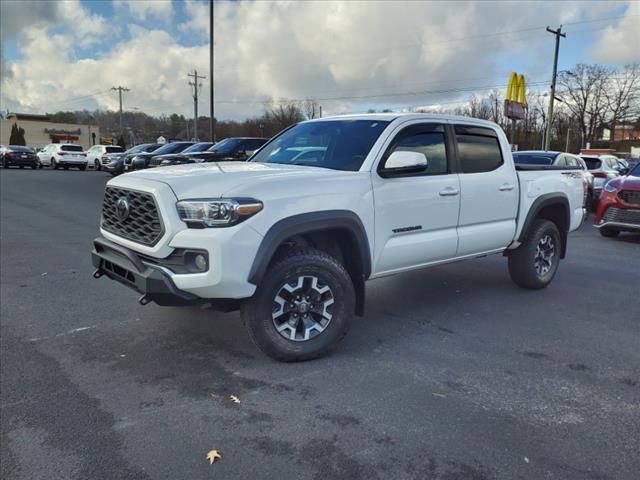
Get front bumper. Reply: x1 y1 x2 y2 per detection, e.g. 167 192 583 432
92 237 199 306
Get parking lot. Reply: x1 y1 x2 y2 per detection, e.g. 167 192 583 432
1 168 639 480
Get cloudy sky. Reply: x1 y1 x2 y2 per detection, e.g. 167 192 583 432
0 0 638 120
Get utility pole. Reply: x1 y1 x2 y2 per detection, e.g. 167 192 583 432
111 86 130 140
544 26 565 150
188 70 206 141
209 0 215 142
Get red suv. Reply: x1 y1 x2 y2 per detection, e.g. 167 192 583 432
594 163 640 237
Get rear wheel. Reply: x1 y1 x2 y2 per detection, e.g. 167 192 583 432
19 165 24 169
63 165 69 170
241 248 354 362
51 158 57 169
31 163 38 169
508 219 561 290
599 227 620 238
94 159 100 170
79 165 87 171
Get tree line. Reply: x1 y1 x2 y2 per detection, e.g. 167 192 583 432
45 63 638 153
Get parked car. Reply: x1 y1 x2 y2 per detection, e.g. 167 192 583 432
594 162 640 237
92 114 586 361
105 143 162 175
580 154 621 199
37 144 87 170
128 141 195 170
513 151 593 208
87 145 125 170
148 142 215 167
1 145 39 169
0 144 9 161
196 137 268 164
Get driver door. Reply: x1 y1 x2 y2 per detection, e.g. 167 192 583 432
371 123 460 275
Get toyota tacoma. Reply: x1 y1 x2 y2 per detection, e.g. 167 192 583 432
92 114 586 361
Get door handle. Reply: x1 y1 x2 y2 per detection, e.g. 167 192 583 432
439 187 459 196
499 184 515 191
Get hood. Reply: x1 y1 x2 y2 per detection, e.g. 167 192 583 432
122 161 351 199
609 174 640 191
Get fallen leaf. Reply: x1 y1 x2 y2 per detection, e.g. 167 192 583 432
206 450 222 464
229 394 240 404
41 272 48 277
524 457 530 464
432 392 447 398
120 354 126 358
210 393 220 400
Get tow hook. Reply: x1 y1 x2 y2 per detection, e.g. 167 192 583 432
93 269 103 279
138 294 150 306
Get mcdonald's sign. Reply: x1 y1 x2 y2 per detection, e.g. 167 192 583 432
504 72 527 120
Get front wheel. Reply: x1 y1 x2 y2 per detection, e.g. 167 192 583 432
241 248 355 362
94 159 100 170
599 227 619 238
508 219 561 289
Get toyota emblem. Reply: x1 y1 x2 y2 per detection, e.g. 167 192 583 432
116 197 130 221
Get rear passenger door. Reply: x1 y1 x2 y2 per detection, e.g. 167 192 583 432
454 124 518 256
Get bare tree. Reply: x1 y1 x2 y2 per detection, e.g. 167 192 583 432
605 63 640 141
301 99 321 120
557 64 611 146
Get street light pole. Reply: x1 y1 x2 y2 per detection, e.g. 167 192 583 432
544 26 565 150
209 0 215 142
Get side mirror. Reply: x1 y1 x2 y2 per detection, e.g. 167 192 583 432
381 151 428 176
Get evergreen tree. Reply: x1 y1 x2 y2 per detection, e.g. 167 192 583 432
16 126 26 146
9 123 18 144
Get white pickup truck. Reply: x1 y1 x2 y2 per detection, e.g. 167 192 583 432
92 114 586 361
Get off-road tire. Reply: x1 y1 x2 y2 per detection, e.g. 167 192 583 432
599 227 619 238
508 219 561 290
241 247 355 362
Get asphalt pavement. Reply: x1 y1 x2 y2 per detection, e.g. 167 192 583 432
1 168 639 480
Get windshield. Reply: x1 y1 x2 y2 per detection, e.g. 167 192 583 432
251 120 390 171
152 142 193 155
183 142 215 153
61 145 83 152
209 138 240 154
513 153 555 165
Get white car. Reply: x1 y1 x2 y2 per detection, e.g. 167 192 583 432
87 145 125 170
92 114 586 361
580 155 621 198
38 144 88 170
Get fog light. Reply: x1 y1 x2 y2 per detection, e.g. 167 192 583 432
194 254 207 271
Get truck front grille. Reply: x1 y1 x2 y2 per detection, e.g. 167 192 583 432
101 187 164 246
618 190 640 206
602 206 640 225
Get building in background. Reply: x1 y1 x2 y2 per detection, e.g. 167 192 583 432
0 113 100 150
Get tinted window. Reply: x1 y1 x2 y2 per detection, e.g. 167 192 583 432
456 129 503 173
513 153 555 165
106 146 124 153
61 145 83 152
8 146 33 152
383 131 447 175
246 139 267 151
152 142 193 154
183 142 214 153
210 139 241 154
252 120 389 171
581 157 601 169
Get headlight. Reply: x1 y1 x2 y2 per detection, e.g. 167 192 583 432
176 198 263 227
603 182 618 193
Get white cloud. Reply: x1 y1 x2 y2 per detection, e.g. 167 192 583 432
1 0 636 120
113 0 173 22
591 2 640 64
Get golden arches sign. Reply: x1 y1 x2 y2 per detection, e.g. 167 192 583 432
504 72 527 120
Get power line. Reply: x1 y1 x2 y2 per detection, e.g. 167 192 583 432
544 26 566 150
